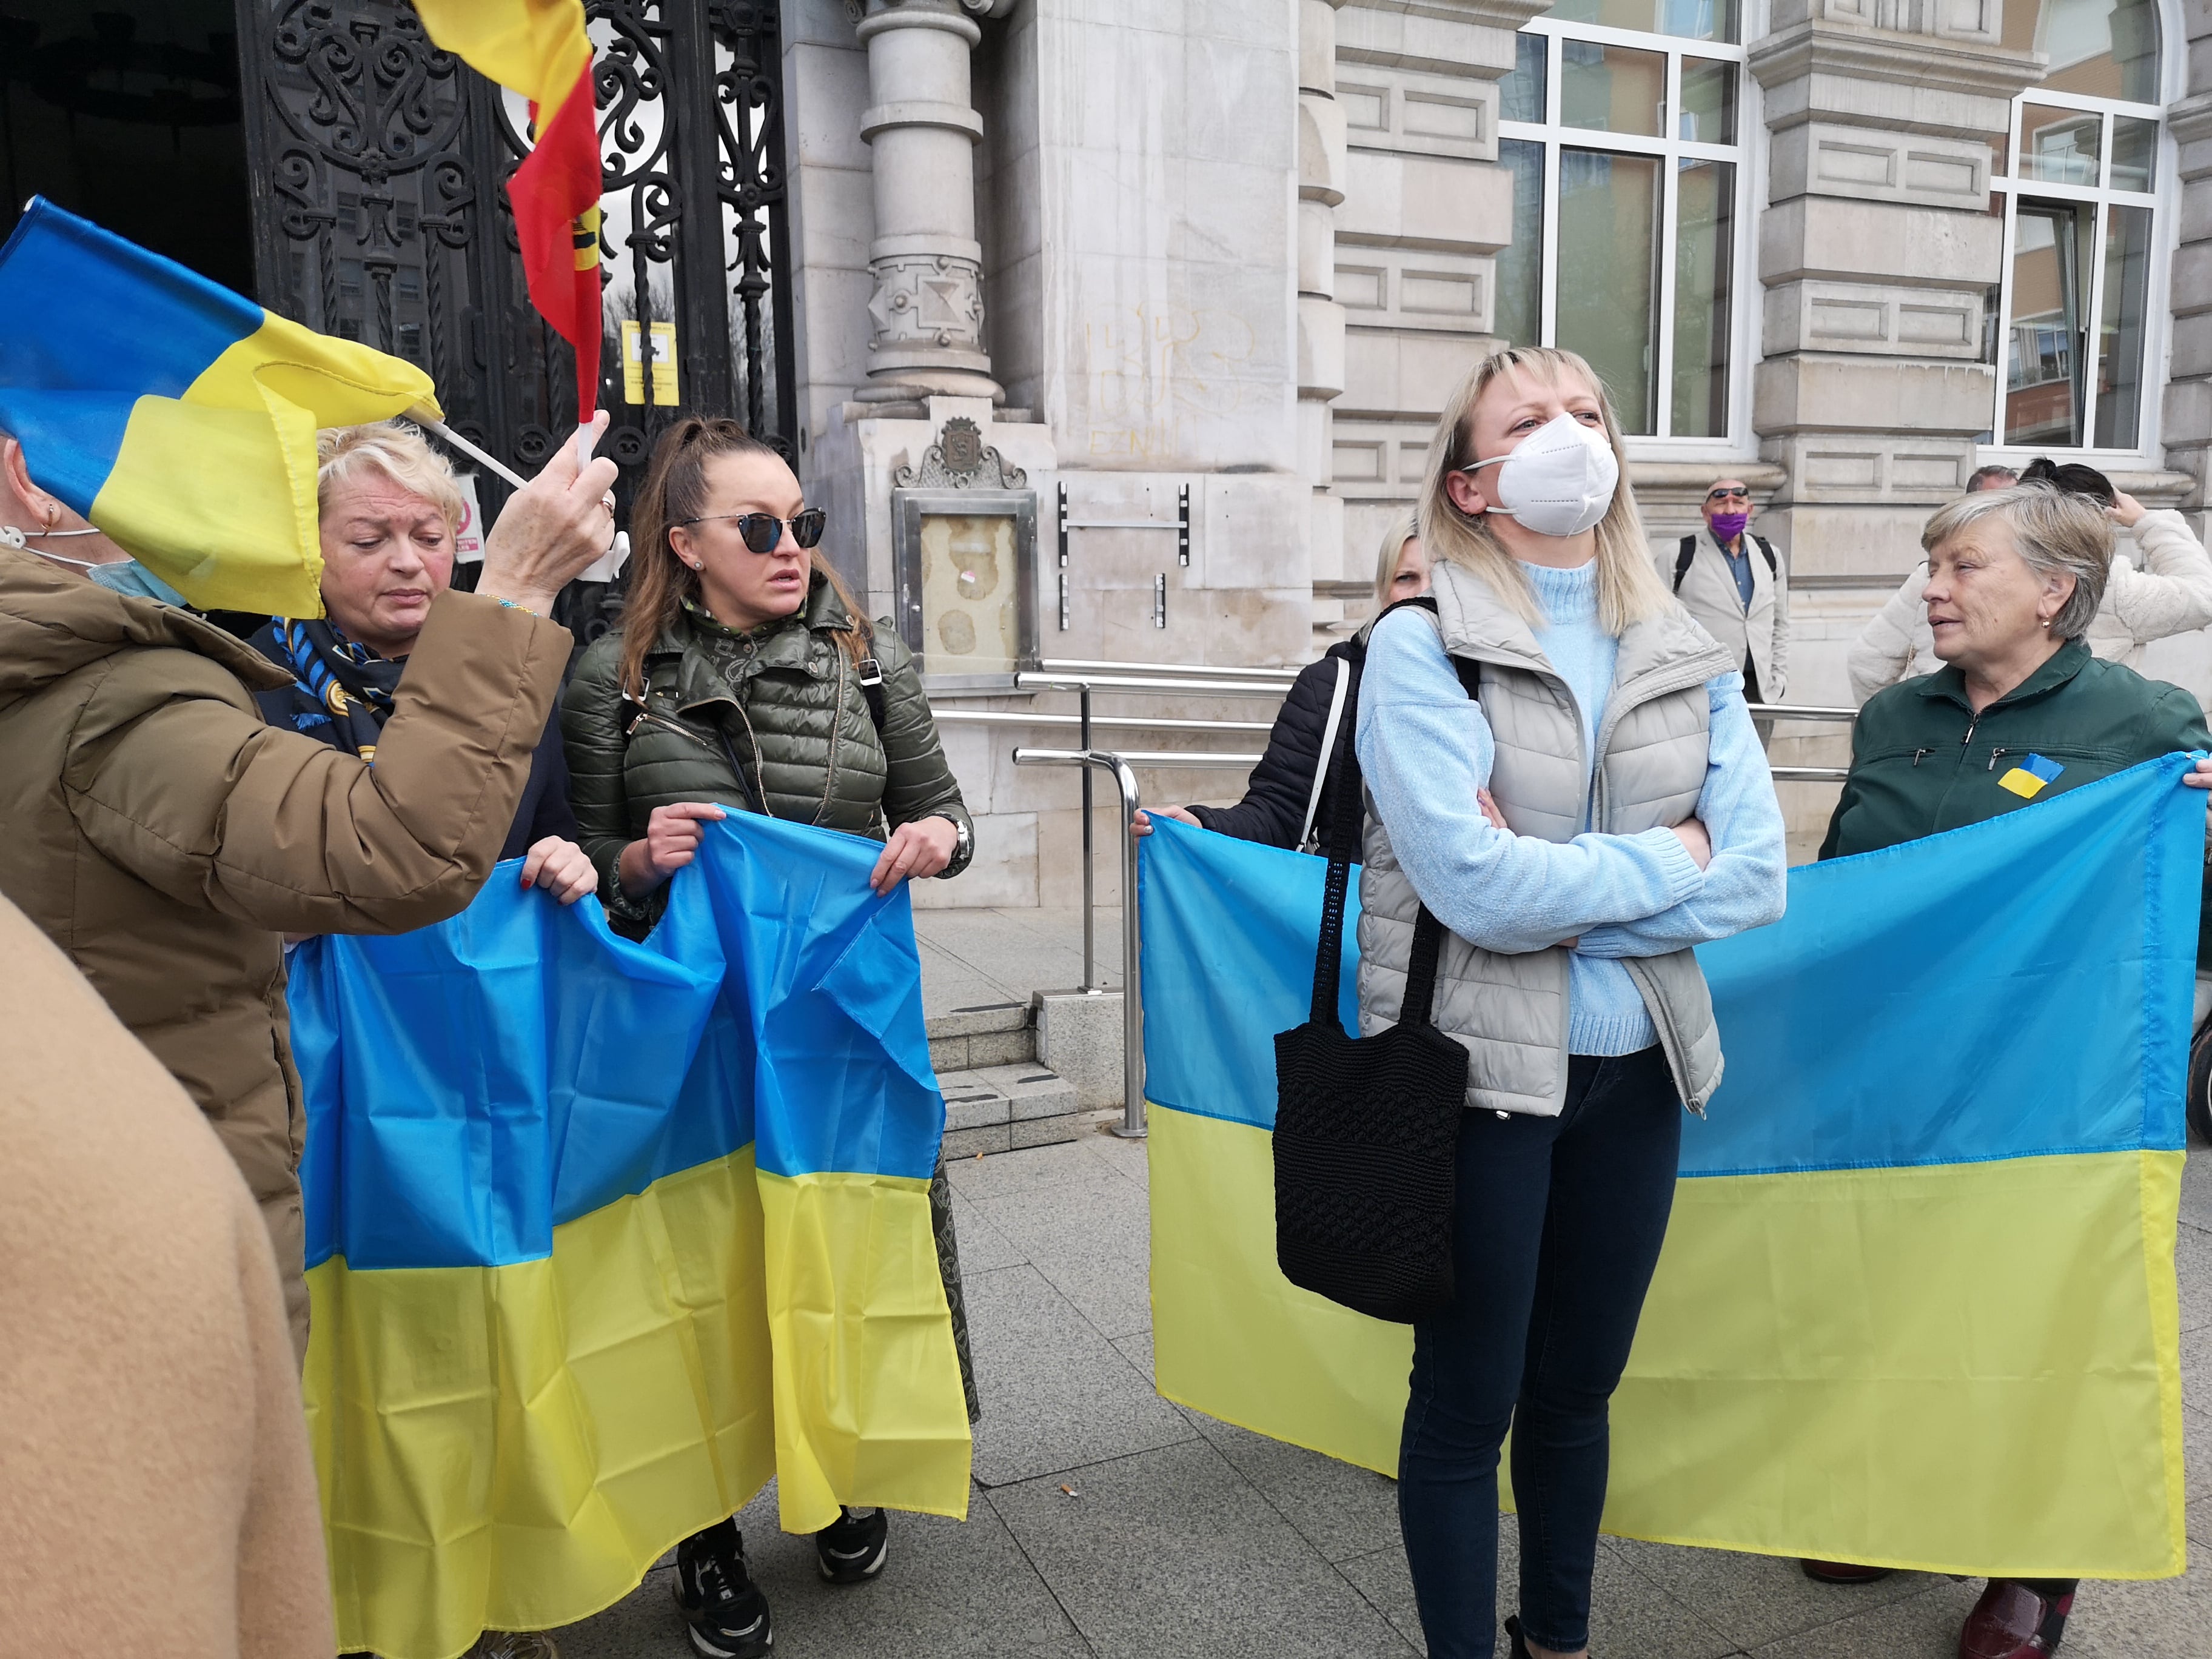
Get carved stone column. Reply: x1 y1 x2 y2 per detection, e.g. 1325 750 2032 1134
854 0 1005 402
2160 7 2212 525
1326 0 1548 630
1298 0 1352 624
1748 0 2042 583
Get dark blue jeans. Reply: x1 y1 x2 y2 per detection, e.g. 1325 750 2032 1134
1398 1045 1683 1658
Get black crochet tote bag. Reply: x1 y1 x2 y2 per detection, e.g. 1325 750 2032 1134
1272 623 1470 1324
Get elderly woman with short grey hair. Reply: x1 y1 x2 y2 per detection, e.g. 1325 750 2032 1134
1817 478 2212 1659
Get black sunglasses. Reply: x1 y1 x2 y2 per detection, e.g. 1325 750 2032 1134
677 507 826 554
1705 487 1750 503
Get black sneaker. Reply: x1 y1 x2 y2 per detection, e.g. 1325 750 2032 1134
672 1521 772 1658
813 1506 889 1584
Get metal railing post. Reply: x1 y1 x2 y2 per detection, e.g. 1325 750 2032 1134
1105 752 1145 1139
1080 685 1096 994
1013 746 1148 1138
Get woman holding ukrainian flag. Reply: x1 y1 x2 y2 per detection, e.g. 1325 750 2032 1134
1817 471 2212 1659
561 415 976 1659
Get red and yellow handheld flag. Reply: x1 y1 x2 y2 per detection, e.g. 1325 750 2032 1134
413 0 603 419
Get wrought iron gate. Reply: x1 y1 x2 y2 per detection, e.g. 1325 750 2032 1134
235 0 796 632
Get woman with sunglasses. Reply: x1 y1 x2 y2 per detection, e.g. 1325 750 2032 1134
562 415 975 1659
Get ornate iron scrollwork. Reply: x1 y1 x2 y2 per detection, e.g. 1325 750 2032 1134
237 0 797 643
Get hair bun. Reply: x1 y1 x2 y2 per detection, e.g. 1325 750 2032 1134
2019 456 2116 507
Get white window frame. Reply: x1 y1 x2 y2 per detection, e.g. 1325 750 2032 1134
1983 8 2177 467
1497 14 1758 458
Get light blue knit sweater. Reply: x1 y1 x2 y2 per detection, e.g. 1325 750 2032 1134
1356 558 1786 1056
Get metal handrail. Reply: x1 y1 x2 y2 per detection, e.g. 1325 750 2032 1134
1041 656 1301 682
1014 671 1291 698
1746 703 1857 723
1011 748 1146 1139
931 709 1276 735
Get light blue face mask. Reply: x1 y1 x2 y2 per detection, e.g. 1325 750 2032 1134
87 558 188 607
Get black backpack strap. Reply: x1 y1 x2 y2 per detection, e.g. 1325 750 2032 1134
1306 597 1473 1032
1672 535 1697 592
1754 534 1778 578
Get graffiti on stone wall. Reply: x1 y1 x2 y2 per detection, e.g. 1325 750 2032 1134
1081 301 1255 458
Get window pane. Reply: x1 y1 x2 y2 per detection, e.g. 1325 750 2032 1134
1558 149 1660 434
1678 57 1735 144
2004 200 2094 447
1547 0 1740 45
2094 203 2152 449
2018 104 2101 186
2006 0 2162 105
1495 139 1546 348
1503 32 1547 123
2111 115 2156 191
1672 159 1733 437
1561 41 1664 138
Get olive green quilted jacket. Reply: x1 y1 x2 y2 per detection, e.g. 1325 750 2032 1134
562 574 971 924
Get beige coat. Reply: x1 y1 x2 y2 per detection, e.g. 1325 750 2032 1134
1357 560 1735 1116
1663 528 1788 701
0 891 335 1658
0 554 570 1352
1846 509 2212 706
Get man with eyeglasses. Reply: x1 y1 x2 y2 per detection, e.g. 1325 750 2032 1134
1666 479 1787 745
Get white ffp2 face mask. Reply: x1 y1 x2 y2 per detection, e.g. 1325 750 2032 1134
1461 412 1620 538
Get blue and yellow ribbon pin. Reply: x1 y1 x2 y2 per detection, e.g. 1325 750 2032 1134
1997 752 2065 799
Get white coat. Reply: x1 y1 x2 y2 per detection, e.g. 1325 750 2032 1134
1845 509 2212 707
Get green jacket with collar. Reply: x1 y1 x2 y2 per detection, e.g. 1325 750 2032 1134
561 572 972 925
1820 639 2211 961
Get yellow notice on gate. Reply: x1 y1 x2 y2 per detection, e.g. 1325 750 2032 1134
621 318 679 405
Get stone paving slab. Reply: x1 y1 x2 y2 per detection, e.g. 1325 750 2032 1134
962 1261 1195 1489
552 1128 2212 1659
985 1438 1416 1659
914 906 1123 1023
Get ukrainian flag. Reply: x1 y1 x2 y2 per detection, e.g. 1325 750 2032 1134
0 198 437 615
1142 754 2194 1580
287 813 971 1659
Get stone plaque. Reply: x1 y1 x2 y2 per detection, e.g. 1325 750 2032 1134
891 488 1039 691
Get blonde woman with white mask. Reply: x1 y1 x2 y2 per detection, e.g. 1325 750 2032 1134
1358 347 1785 1659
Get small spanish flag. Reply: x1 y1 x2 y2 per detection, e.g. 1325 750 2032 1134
412 0 603 420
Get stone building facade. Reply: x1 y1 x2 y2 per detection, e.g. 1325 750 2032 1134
773 0 2212 899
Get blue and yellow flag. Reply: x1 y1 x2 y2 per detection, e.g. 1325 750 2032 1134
1141 754 2195 1581
288 814 970 1659
0 199 437 615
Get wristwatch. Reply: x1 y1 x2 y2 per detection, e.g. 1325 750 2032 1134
945 816 971 869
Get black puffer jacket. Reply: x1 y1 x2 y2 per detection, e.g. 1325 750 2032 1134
562 573 972 925
1191 637 1364 849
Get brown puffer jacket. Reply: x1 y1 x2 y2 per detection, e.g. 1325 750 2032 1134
0 554 571 1353
0 892 334 1658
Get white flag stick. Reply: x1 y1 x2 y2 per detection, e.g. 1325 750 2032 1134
409 410 530 491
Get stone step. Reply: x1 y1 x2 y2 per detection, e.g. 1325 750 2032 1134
937 1061 1083 1159
926 999 1035 1073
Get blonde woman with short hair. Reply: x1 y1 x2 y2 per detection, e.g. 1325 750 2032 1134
1359 347 1786 1659
247 421 597 908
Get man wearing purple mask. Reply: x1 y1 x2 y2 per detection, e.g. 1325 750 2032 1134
1664 478 1788 745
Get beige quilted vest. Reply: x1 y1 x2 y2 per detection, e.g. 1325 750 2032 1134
1356 558 1734 1117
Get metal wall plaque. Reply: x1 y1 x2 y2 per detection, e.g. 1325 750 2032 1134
891 489 1039 691
891 417 1037 689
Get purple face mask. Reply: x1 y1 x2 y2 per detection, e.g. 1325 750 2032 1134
1710 510 1750 541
